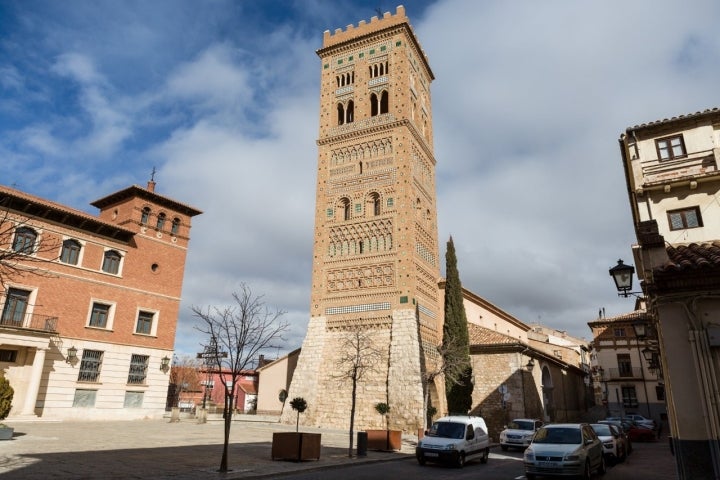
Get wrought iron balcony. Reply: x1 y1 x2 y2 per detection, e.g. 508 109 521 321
0 312 58 333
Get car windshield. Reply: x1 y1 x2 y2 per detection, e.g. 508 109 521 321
509 420 535 430
591 424 612 436
428 421 465 439
533 427 581 445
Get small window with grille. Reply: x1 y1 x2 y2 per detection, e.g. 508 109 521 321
127 354 149 385
78 350 103 382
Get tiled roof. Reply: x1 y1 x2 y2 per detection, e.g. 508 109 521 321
587 310 649 327
659 241 720 273
626 107 720 133
468 323 520 346
647 242 720 293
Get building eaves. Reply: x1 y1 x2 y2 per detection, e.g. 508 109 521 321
0 184 136 242
587 310 650 328
625 107 720 135
651 241 720 292
90 185 202 217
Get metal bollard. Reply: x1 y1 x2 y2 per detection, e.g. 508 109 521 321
357 431 368 456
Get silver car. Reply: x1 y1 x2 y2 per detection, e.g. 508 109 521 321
499 418 543 451
524 423 606 480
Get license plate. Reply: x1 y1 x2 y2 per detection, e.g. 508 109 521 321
424 452 439 457
537 461 560 468
508 439 522 443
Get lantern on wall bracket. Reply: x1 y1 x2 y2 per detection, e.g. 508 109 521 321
160 356 171 373
609 259 643 298
65 346 78 364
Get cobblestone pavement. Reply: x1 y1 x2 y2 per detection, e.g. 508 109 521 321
0 415 416 479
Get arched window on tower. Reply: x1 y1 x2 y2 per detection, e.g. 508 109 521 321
156 212 166 230
341 198 351 221
171 218 181 235
337 103 345 125
347 100 354 123
380 90 389 114
141 207 150 225
370 93 378 116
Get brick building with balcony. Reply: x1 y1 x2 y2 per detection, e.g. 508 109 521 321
0 181 201 420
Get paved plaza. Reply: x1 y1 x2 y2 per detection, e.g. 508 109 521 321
0 415 415 479
0 415 678 479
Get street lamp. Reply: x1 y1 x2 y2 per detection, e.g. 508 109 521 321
609 259 642 298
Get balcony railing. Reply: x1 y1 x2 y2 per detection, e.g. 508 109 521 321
0 312 58 333
603 367 644 380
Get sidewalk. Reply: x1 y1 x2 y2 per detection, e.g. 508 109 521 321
0 416 417 479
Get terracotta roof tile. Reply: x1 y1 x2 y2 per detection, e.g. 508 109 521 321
659 241 720 274
468 323 520 346
626 107 720 133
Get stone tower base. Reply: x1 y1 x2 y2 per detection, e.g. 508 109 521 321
281 309 426 432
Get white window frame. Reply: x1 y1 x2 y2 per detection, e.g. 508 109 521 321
101 248 125 276
134 308 159 336
86 299 117 330
59 237 86 266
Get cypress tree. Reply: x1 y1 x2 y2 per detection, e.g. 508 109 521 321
443 236 474 414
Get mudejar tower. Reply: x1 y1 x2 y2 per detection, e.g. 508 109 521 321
283 6 443 432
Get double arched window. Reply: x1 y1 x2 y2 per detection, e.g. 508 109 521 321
337 100 354 125
370 91 389 116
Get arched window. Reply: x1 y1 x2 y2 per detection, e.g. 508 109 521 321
12 227 37 254
140 207 150 224
346 100 354 123
370 93 378 116
380 90 389 114
60 239 81 265
337 103 345 125
156 212 166 230
341 198 351 221
171 218 181 235
373 194 381 216
102 250 121 274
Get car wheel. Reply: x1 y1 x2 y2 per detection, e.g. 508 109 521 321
598 454 607 475
456 452 465 468
526 474 536 480
417 456 426 466
480 447 489 464
619 445 627 462
501 445 509 451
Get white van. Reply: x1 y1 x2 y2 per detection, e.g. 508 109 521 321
416 415 490 467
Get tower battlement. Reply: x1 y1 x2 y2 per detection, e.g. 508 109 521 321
322 5 408 48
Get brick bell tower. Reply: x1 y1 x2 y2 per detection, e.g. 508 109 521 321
282 6 443 432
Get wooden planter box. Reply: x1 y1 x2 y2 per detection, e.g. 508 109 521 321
365 429 402 451
271 432 321 461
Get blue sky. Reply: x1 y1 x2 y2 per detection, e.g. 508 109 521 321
2 0 720 358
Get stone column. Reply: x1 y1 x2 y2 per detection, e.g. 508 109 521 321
19 347 46 416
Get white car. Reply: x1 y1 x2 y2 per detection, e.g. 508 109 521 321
416 416 490 467
524 423 606 480
590 423 627 464
499 418 543 451
623 414 656 430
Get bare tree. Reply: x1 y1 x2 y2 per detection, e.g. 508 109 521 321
192 284 288 473
422 336 469 429
333 327 384 458
0 196 60 290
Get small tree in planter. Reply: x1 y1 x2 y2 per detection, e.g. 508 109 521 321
375 402 390 430
367 401 401 451
271 396 320 461
0 377 14 440
290 397 307 432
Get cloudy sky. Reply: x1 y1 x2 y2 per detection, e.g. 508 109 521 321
2 0 719 358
